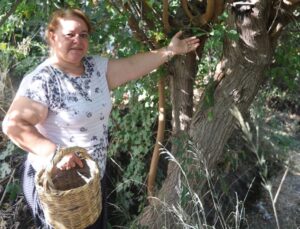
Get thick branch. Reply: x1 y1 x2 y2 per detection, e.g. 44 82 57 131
200 0 215 24
181 0 194 22
0 0 22 27
181 0 221 26
213 0 225 21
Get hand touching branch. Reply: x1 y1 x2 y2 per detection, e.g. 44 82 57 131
167 31 200 56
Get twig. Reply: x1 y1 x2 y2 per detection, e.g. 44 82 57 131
267 185 280 229
0 176 10 185
268 0 282 33
274 166 289 204
0 102 7 114
0 168 16 206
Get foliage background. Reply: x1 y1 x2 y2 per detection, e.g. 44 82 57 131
0 0 299 228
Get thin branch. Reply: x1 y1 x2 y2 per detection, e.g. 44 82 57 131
269 1 299 39
131 0 142 18
270 22 284 38
163 0 171 34
147 77 166 200
268 0 282 33
108 0 123 14
123 2 156 49
283 0 300 5
0 169 16 206
0 0 22 27
0 105 7 115
141 0 156 30
274 167 289 204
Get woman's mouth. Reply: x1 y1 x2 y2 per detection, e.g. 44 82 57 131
70 47 83 51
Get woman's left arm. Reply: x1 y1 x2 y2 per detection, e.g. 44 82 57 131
107 31 199 90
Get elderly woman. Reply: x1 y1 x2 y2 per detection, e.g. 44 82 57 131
2 8 199 228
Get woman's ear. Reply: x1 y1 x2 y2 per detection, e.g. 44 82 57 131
48 31 56 45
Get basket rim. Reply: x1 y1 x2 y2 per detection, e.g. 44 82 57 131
35 157 100 195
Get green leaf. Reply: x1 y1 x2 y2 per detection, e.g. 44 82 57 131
226 29 239 40
0 162 11 179
0 42 7 50
6 182 21 201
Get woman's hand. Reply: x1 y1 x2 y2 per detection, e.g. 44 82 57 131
167 31 200 56
56 152 84 170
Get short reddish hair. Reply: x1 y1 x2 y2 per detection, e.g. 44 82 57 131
45 8 92 43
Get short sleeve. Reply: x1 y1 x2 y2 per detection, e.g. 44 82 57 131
16 70 50 107
93 55 109 78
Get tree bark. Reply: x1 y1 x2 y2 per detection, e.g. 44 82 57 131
139 53 198 228
190 0 272 172
138 1 276 227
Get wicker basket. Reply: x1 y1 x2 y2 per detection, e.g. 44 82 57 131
35 146 102 229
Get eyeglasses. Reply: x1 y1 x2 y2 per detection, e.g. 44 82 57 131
64 32 89 40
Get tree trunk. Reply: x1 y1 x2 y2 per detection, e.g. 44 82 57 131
138 1 282 227
139 53 198 228
190 0 272 172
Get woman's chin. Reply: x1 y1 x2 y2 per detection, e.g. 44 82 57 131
68 51 86 61
67 56 85 65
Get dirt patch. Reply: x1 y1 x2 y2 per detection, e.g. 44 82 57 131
246 108 300 229
247 166 300 229
0 196 35 229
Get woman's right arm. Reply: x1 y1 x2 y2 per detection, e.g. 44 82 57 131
2 96 56 157
3 96 83 170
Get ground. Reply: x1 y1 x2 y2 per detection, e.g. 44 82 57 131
246 110 300 229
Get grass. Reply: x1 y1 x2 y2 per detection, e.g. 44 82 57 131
132 100 298 229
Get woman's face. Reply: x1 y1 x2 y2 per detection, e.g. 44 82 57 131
49 16 89 65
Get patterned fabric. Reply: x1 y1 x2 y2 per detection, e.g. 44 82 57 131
21 159 50 229
16 56 112 178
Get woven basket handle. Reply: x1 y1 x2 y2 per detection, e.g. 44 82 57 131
44 146 90 190
51 146 90 167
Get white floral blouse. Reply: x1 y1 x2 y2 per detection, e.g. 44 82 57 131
16 55 112 178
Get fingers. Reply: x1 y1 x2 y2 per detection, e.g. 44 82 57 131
74 154 84 168
169 31 200 55
184 37 200 53
174 31 198 44
64 161 75 170
173 30 183 38
56 153 83 170
185 36 200 46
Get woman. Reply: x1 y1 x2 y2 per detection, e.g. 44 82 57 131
2 8 199 228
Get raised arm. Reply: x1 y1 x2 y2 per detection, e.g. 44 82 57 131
107 31 200 90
